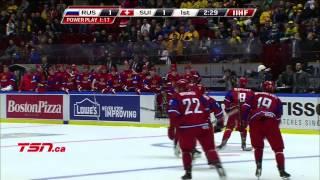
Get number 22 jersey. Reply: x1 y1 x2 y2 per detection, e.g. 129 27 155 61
168 91 223 128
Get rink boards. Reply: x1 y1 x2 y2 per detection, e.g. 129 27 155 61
0 92 319 132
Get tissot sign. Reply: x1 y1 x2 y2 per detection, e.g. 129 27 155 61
208 93 320 130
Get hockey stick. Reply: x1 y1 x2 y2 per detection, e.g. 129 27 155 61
141 106 157 112
93 93 101 121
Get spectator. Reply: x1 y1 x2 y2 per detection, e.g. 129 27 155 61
222 69 237 91
290 33 302 60
285 21 298 37
180 0 192 8
301 32 319 60
199 0 208 8
167 33 183 57
7 0 18 14
0 39 17 63
266 24 284 44
260 21 272 43
199 36 211 54
29 48 41 64
293 62 310 93
260 6 272 25
168 26 180 40
141 19 151 33
0 11 9 36
17 0 30 15
159 48 171 64
41 4 49 21
149 19 157 35
6 18 15 36
184 25 200 41
228 30 242 59
150 24 163 40
178 26 186 40
257 64 272 90
277 65 294 88
273 6 288 23
245 32 261 61
228 30 242 45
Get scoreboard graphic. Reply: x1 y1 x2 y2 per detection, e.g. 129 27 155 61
61 6 256 24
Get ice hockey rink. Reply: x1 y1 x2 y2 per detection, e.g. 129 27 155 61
1 123 319 180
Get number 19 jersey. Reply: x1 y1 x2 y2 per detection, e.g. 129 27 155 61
244 92 283 121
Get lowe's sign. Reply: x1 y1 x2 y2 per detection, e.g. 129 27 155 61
70 94 140 122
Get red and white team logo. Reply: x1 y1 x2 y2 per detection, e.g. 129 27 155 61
120 9 134 16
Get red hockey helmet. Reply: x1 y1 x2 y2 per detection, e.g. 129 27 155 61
239 77 248 88
176 79 188 91
262 81 276 93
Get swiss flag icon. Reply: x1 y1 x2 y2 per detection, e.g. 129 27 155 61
120 9 134 16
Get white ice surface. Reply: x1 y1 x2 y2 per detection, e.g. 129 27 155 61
1 123 319 180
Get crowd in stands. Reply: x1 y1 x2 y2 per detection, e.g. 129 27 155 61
0 0 319 93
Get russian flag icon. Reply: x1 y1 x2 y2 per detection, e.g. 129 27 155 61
65 11 79 16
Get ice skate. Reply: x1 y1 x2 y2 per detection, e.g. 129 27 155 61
181 170 192 180
279 169 291 180
215 163 226 179
216 140 227 150
241 143 252 151
255 162 262 179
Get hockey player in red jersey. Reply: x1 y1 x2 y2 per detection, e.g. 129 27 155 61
143 66 163 114
168 79 226 180
77 65 92 91
32 65 47 93
0 65 15 91
47 68 59 91
108 65 122 94
242 81 290 179
165 64 180 83
92 65 109 93
19 68 34 92
121 61 135 92
54 64 66 88
139 65 149 80
131 72 143 94
217 77 254 151
61 73 77 93
182 64 201 84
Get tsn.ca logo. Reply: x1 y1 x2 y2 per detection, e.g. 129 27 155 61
7 100 62 113
18 143 66 153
